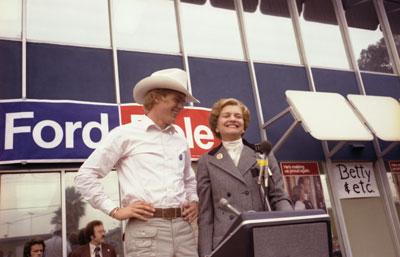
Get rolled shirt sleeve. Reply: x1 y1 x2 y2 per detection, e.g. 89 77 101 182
74 128 123 215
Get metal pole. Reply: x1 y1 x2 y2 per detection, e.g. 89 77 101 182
174 0 194 107
61 171 67 257
108 0 121 104
22 0 27 99
234 0 267 141
287 0 316 92
331 0 366 95
322 141 353 257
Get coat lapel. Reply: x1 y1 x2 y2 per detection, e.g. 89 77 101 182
85 245 91 257
101 245 108 257
208 146 247 184
237 145 258 176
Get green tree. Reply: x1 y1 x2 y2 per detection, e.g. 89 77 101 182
51 187 85 233
357 35 400 73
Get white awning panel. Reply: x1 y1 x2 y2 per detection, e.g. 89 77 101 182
285 90 373 141
347 94 400 141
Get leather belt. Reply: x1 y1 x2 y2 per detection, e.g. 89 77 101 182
153 208 182 219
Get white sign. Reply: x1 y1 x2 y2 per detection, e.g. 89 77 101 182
330 162 380 199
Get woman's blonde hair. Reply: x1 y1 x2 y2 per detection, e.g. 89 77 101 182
209 98 250 139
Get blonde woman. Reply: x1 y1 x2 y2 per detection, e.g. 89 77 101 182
196 98 293 257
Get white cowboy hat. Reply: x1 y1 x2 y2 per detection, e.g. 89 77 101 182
133 68 199 104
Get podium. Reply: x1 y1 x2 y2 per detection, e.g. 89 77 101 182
210 209 332 257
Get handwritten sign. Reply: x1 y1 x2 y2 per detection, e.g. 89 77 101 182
330 162 380 199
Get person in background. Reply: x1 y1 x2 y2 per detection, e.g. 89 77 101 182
75 68 199 257
297 176 314 209
196 98 293 257
69 220 116 257
23 238 45 257
44 225 71 257
69 228 91 255
291 185 306 210
78 228 90 246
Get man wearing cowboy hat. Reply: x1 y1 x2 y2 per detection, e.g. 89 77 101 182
75 68 199 257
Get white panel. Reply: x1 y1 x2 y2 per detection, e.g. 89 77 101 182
347 94 400 141
285 90 373 141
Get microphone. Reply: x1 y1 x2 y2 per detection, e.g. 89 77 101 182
255 141 274 212
219 198 241 216
254 141 272 155
255 141 273 182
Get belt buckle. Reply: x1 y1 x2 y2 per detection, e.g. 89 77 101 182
163 208 172 220
160 208 180 220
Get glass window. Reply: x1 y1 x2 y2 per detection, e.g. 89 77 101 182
384 1 400 63
0 0 21 39
180 2 244 60
27 0 110 48
299 1 350 69
0 173 61 257
65 171 123 256
114 0 179 54
387 172 400 223
346 0 394 74
244 7 300 64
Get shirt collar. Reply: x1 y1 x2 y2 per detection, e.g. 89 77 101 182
89 243 101 253
140 115 177 133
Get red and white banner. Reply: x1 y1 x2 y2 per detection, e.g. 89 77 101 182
120 104 219 159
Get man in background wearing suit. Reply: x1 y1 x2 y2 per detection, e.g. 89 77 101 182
69 220 116 257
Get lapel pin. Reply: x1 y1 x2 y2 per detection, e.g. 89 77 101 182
216 153 223 160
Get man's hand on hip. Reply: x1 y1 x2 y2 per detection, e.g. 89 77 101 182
182 201 198 223
114 201 155 221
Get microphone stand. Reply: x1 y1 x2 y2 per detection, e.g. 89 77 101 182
258 154 271 212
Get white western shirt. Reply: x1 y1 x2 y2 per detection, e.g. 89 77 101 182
74 115 198 215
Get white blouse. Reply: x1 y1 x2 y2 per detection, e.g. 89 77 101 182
222 138 243 167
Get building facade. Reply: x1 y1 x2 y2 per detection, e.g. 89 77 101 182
0 0 399 257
